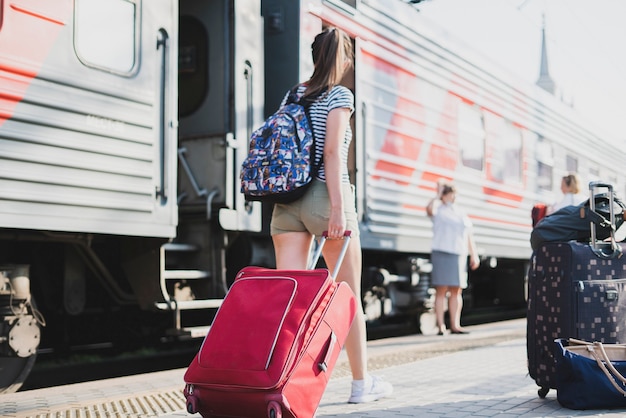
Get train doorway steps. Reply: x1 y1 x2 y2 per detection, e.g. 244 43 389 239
155 243 222 339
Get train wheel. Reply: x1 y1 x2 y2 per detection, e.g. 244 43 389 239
267 401 282 418
0 267 43 393
0 355 36 394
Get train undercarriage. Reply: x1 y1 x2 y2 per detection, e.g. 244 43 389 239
0 225 528 393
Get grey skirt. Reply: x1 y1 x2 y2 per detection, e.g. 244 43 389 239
431 250 468 289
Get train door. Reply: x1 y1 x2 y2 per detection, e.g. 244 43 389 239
177 0 263 232
162 0 263 336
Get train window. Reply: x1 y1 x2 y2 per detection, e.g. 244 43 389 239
566 155 578 173
535 137 553 191
325 0 358 11
458 104 484 171
501 122 523 183
486 116 522 183
537 162 553 191
178 16 208 117
74 0 137 74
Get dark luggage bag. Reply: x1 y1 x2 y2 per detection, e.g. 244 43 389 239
527 182 626 398
183 232 357 418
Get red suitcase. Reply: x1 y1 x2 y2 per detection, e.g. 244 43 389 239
183 232 357 418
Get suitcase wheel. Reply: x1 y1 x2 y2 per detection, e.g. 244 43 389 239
267 401 282 418
186 395 199 414
538 386 549 399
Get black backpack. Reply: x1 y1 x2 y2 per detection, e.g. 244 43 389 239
530 193 626 251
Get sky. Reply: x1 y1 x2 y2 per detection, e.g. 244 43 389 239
415 0 626 146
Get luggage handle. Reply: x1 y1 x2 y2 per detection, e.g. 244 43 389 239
318 331 337 373
588 181 621 258
569 339 626 397
308 230 352 279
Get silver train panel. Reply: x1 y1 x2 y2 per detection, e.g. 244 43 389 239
0 0 178 238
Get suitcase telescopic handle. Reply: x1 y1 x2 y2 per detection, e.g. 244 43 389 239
308 231 352 278
588 181 620 258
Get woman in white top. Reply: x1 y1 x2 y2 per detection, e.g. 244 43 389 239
548 173 587 214
426 181 480 335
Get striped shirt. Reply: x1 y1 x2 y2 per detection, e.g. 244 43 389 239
280 84 354 183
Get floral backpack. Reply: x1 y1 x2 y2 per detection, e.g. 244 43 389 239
240 87 319 204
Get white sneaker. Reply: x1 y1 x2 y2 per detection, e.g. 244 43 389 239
348 375 393 403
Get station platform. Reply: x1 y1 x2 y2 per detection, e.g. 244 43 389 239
3 318 626 417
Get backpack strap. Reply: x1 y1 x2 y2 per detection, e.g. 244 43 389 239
286 84 323 174
583 206 612 229
286 84 322 109
285 85 301 106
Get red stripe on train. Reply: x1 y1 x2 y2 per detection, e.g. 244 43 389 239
0 0 71 125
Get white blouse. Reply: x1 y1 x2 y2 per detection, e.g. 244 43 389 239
551 192 587 213
431 203 473 256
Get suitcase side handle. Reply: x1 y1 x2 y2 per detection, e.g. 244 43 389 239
318 331 337 373
308 231 352 278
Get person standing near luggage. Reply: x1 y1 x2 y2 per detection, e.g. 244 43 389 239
270 27 393 404
426 180 480 335
548 173 586 214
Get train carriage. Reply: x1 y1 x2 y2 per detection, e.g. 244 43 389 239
1 0 624 393
0 0 180 392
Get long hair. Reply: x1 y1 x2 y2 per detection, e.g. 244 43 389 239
304 27 353 100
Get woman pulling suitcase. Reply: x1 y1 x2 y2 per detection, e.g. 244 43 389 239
184 27 392 418
270 27 393 404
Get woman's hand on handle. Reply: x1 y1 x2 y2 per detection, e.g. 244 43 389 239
327 207 346 239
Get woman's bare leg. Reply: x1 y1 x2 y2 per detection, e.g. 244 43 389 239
272 231 314 270
434 286 448 333
448 286 465 332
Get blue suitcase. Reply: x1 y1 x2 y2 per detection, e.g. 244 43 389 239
527 182 626 398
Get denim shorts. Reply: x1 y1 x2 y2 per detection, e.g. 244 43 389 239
270 179 359 237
